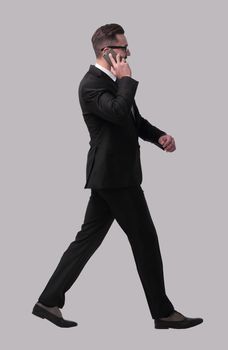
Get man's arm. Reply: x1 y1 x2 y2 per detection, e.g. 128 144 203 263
133 101 166 150
79 76 139 126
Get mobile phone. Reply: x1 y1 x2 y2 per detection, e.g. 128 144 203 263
103 48 118 66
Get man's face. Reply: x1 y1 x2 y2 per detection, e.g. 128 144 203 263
102 33 131 61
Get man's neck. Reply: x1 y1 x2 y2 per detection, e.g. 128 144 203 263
95 61 116 82
95 59 110 71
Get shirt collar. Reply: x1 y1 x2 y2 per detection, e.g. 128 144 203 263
95 62 117 82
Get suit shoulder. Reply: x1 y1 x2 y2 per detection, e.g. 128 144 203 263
78 73 108 97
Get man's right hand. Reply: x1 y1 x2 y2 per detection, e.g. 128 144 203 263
109 53 132 79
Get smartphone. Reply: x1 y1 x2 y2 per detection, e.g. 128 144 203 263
103 48 118 66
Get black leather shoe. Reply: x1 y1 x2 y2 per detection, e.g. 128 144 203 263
154 312 203 329
32 303 78 328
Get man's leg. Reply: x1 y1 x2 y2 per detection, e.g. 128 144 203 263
95 185 175 320
37 189 114 308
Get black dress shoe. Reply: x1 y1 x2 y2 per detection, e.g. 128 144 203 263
154 312 203 329
32 303 78 328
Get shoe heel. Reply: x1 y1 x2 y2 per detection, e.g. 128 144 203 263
32 304 46 319
155 321 169 329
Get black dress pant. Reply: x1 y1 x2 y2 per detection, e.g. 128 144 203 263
38 185 175 319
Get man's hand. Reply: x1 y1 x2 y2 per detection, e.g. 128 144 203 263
158 134 176 152
109 53 132 79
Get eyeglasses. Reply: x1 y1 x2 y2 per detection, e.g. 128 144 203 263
101 45 129 52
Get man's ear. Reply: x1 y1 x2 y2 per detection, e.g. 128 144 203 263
102 47 109 55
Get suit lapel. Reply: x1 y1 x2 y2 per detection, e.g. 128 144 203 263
131 105 136 122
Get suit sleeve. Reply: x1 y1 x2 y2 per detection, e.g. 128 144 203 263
80 76 139 126
133 101 167 150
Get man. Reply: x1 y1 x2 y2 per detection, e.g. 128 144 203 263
32 23 203 329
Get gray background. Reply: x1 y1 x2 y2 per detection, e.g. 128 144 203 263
1 0 227 348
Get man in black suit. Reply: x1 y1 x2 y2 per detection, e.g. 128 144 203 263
32 23 203 329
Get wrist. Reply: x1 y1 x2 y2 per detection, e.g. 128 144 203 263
119 74 132 79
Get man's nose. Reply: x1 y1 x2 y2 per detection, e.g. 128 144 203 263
127 49 131 56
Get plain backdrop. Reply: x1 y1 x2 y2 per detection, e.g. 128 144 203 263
1 0 227 348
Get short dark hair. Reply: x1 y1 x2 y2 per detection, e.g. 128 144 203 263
91 23 124 58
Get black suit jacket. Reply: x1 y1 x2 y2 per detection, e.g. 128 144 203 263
78 64 167 189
